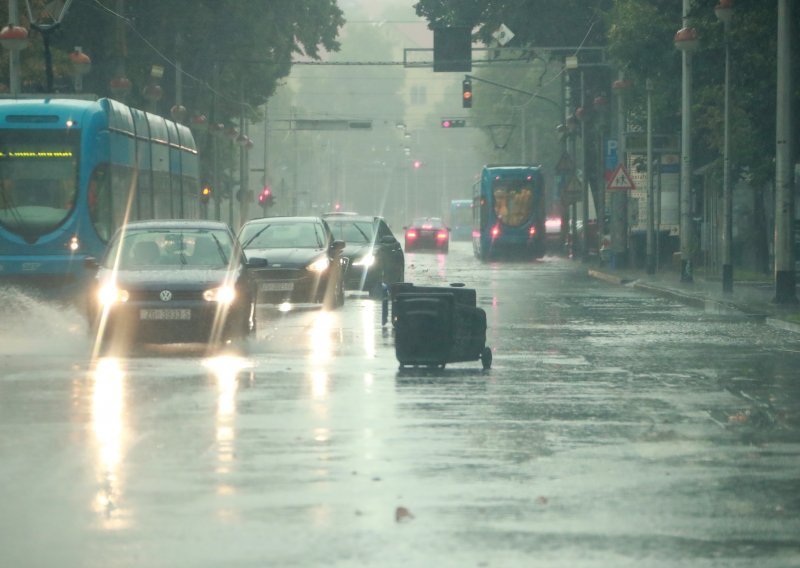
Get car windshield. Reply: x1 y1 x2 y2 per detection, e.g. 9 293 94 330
239 221 324 249
104 228 234 269
327 220 373 244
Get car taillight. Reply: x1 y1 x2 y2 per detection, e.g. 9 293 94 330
406 230 417 239
436 231 448 240
528 226 536 236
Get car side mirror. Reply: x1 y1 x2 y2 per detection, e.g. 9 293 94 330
380 235 397 245
331 240 345 253
83 256 99 271
246 257 268 268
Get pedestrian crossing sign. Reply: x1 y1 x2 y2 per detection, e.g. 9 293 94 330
606 164 636 191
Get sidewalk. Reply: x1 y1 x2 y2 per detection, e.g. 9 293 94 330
586 263 800 334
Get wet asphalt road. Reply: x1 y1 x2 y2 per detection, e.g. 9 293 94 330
1 241 799 568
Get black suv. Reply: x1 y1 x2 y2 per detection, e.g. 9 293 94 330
322 213 405 297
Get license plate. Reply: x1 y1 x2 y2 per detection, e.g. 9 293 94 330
140 309 191 321
261 282 294 292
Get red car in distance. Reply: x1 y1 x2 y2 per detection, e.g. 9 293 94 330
404 217 450 253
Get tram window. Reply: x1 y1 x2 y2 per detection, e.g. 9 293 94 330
88 164 112 242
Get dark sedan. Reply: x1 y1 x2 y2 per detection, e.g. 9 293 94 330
85 220 264 350
237 216 346 309
404 217 450 253
323 213 405 297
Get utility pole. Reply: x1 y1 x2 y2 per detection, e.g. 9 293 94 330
646 79 656 274
678 0 697 283
8 0 22 95
611 74 630 268
580 70 590 262
774 0 797 303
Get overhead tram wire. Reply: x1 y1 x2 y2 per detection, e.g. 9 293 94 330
90 0 255 110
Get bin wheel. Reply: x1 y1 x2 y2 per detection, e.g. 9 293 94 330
480 347 492 370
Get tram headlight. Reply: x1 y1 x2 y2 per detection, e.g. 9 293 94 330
203 285 236 304
97 283 129 306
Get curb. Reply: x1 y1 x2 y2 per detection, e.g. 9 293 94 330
588 269 769 322
766 318 800 334
586 269 631 286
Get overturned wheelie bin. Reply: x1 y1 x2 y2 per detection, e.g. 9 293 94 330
391 282 492 370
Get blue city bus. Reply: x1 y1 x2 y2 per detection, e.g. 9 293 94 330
448 198 472 241
472 164 546 260
0 97 200 300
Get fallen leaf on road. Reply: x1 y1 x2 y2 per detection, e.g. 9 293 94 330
395 506 414 522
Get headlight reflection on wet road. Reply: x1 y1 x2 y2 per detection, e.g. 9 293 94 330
204 355 250 522
90 357 130 530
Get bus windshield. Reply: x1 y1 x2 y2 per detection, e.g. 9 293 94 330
0 130 80 239
492 178 534 227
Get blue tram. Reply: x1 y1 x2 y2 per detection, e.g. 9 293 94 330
0 97 199 299
472 164 546 260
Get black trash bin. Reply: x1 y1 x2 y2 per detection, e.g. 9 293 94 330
391 282 492 369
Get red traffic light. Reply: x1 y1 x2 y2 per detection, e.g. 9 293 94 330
413 160 421 169
441 119 465 128
258 186 274 207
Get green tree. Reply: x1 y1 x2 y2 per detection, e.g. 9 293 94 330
1 0 345 122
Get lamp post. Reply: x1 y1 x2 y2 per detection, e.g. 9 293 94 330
716 0 733 293
675 6 699 283
646 78 656 275
1 0 28 96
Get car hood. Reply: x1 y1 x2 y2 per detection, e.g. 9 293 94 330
244 247 325 268
341 243 372 259
97 267 239 289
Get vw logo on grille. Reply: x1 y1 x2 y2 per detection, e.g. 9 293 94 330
159 290 173 302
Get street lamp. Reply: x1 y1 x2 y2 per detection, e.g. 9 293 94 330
675 17 699 283
68 47 91 93
715 0 733 293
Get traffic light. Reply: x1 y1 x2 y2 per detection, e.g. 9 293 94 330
200 183 212 205
258 186 274 208
462 78 472 108
441 119 466 128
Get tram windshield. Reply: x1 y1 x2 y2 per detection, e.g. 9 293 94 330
0 130 80 239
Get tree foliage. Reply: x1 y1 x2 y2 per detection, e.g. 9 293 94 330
1 0 345 123
413 0 611 47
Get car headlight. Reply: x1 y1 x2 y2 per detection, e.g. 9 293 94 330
203 285 237 304
97 283 129 305
307 257 330 272
353 253 375 267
